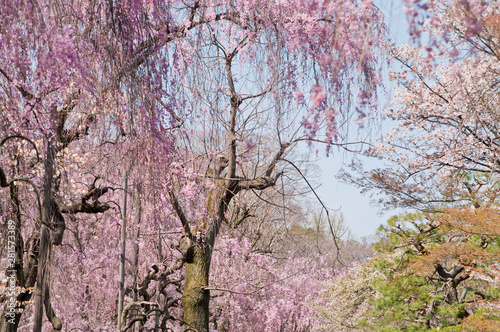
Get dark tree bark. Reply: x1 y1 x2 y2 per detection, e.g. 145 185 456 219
0 177 24 331
33 141 58 332
182 245 212 332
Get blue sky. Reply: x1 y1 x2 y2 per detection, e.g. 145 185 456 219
314 0 410 238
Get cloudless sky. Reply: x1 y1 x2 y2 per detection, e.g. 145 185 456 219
314 0 410 238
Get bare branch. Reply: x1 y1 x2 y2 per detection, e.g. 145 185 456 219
281 158 344 264
167 190 191 237
235 174 280 191
55 180 112 214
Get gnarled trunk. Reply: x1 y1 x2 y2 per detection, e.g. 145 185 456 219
182 245 211 332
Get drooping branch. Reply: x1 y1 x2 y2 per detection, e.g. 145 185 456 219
117 11 247 81
1 135 41 162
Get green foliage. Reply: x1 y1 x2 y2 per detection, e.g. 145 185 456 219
360 252 439 330
362 208 500 331
315 190 500 332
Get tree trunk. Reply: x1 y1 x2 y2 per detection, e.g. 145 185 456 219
33 224 50 331
0 172 24 331
34 141 63 331
130 185 142 332
117 172 128 331
0 232 40 332
182 245 211 332
33 140 56 332
0 316 20 332
445 283 459 304
132 185 141 302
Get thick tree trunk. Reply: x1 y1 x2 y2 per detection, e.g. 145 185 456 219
445 284 459 304
182 245 211 332
33 141 55 332
34 142 62 331
33 224 50 331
